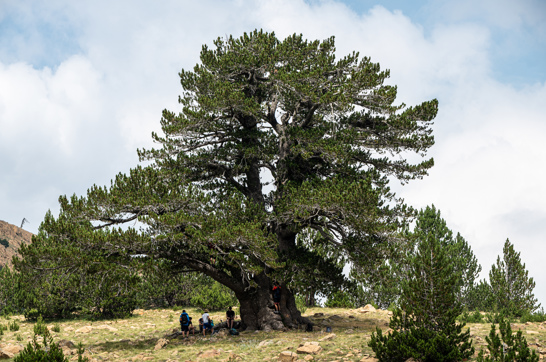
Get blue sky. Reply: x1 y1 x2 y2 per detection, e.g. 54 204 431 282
1 0 545 307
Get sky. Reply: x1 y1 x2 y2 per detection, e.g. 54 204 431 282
1 0 545 307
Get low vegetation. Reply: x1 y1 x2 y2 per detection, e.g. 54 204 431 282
0 307 544 361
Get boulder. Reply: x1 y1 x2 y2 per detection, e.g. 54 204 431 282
197 349 221 358
279 351 298 361
359 304 376 313
58 340 76 348
0 350 14 359
1 345 23 354
75 326 93 333
154 338 168 350
297 342 322 355
319 333 336 341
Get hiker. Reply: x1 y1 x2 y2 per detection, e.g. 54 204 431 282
272 282 281 313
226 306 235 329
179 309 191 337
188 316 196 335
198 317 204 334
202 309 214 336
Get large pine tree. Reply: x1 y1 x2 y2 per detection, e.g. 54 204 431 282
15 30 437 330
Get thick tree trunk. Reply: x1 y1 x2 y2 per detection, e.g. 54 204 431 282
235 273 311 331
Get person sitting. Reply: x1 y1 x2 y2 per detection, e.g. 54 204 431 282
226 306 235 329
188 316 196 335
179 309 191 337
202 309 214 336
199 317 204 334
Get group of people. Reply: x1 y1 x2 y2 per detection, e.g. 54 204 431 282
179 306 237 337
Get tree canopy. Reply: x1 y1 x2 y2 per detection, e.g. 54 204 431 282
15 30 437 330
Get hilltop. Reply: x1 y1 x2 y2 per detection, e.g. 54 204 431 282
0 219 33 268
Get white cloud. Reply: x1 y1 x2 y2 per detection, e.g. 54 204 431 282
0 0 544 306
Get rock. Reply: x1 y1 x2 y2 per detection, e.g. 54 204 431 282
313 313 324 317
58 339 76 348
329 315 343 321
345 329 354 334
1 345 23 354
359 304 376 313
75 326 93 333
360 356 379 361
154 338 168 350
64 326 74 332
304 355 314 361
197 349 221 358
259 339 274 347
0 350 14 359
297 342 322 355
279 351 298 361
319 333 336 341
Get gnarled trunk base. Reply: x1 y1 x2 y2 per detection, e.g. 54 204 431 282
236 274 311 330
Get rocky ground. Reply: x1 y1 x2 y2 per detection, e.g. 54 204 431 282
0 306 545 361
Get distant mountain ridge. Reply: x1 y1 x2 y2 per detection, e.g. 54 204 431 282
0 220 33 268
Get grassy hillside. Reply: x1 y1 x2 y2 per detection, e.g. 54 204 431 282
0 307 545 361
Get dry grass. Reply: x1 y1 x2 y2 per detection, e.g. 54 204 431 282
0 307 545 361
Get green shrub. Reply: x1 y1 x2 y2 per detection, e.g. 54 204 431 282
295 294 307 314
519 308 546 323
9 319 20 331
0 238 9 248
52 323 61 333
324 291 355 308
33 316 48 336
477 317 539 361
459 310 484 323
24 309 40 321
189 279 238 311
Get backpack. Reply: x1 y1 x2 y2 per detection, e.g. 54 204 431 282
180 313 189 325
229 328 239 336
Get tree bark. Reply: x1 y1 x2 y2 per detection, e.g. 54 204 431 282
235 273 311 331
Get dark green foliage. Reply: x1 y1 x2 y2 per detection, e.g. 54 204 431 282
324 290 356 308
489 239 540 317
13 329 89 362
9 319 20 331
477 317 539 362
0 238 9 248
519 308 546 323
188 275 238 311
459 310 485 324
16 30 437 329
33 316 48 336
369 215 474 362
353 205 481 309
466 279 496 312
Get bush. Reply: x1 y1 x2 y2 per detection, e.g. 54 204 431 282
33 315 48 336
295 294 307 314
9 319 20 331
24 309 40 321
477 317 539 361
519 308 546 323
324 291 355 308
459 310 484 324
0 238 9 248
189 278 238 311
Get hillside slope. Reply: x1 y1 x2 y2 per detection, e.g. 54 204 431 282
0 219 33 267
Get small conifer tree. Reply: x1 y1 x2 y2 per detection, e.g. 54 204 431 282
477 317 539 361
369 219 474 361
489 239 540 316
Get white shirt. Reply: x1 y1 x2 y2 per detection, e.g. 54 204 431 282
202 312 210 323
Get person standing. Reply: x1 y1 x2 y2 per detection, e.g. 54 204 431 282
180 309 190 337
202 309 214 336
226 306 235 329
272 282 281 314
